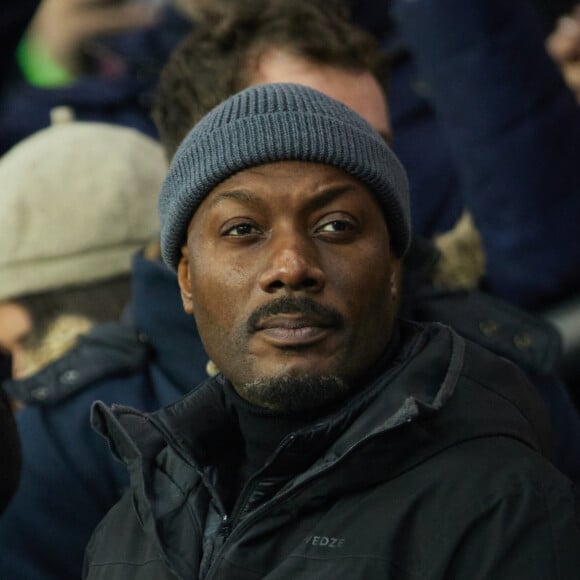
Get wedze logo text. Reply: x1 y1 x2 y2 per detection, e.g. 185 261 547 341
305 535 345 549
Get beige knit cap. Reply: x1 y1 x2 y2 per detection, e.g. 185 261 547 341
0 109 167 301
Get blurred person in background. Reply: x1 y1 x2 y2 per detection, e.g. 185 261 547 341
0 0 191 155
0 111 167 578
368 0 580 310
18 0 164 82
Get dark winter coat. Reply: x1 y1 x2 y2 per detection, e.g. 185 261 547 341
0 256 209 580
84 322 580 580
386 0 580 308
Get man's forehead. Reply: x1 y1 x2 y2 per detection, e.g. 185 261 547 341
208 161 366 191
198 161 375 214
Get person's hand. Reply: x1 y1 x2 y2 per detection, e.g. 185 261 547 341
546 5 580 104
27 0 162 73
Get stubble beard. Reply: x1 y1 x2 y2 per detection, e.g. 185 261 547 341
236 373 350 414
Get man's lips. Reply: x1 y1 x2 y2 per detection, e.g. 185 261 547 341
255 315 336 346
246 297 344 348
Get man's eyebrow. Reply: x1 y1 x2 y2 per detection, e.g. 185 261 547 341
207 189 259 208
305 184 359 212
207 183 359 211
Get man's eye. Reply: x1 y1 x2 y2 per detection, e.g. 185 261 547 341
223 223 260 236
318 220 355 233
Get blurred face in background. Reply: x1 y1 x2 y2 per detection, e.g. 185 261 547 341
249 48 392 144
0 302 32 379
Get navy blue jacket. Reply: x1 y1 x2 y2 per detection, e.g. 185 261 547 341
388 0 580 309
0 256 209 580
347 0 580 309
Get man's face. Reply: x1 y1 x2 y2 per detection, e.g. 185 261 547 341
177 161 399 411
0 302 32 379
249 48 392 144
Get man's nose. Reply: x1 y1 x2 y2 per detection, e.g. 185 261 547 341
258 230 325 293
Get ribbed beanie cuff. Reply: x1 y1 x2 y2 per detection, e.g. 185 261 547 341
159 83 411 270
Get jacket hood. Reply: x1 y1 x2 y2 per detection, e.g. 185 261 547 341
129 253 210 394
4 322 147 405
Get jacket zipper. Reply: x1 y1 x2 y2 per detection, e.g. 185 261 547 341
202 422 412 580
212 432 298 547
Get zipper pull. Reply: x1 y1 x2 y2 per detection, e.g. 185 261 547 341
218 514 231 539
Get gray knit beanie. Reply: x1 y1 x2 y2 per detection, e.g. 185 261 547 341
159 82 411 270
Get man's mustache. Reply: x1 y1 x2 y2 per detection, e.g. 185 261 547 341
247 296 344 333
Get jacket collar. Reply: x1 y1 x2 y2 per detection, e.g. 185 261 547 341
93 318 550 480
90 320 554 580
129 253 210 394
92 321 450 472
4 322 147 404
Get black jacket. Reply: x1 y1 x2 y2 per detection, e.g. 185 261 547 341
84 322 580 579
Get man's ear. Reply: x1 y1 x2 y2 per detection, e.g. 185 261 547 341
177 245 194 315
